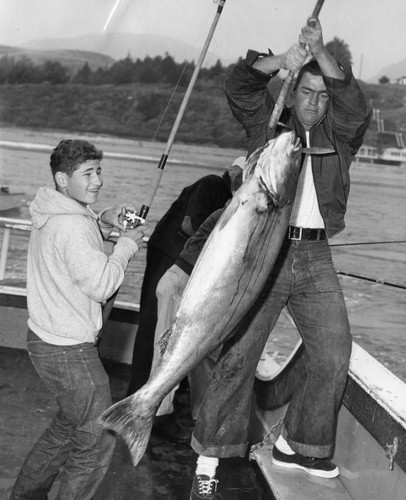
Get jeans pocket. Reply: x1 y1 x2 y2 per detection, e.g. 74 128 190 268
28 346 73 396
308 244 342 294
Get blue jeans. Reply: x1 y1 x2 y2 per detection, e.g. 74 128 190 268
191 238 352 459
10 331 115 500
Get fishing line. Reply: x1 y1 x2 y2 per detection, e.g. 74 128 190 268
337 270 406 290
330 240 406 247
151 62 190 142
138 0 227 221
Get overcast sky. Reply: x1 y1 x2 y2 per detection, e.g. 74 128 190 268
0 0 404 81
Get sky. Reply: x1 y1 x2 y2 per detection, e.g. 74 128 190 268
0 0 405 81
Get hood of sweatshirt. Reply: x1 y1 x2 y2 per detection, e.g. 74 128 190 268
30 185 97 229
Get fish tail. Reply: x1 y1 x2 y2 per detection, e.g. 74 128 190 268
99 393 156 467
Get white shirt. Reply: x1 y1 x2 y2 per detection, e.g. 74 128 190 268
289 131 325 228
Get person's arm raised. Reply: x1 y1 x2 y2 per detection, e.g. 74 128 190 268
300 17 344 80
252 44 307 75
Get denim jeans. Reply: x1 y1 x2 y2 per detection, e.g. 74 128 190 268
191 238 352 459
10 331 115 500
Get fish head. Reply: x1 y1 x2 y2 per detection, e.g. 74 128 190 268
255 131 302 208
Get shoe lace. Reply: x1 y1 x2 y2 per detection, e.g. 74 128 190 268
197 476 218 495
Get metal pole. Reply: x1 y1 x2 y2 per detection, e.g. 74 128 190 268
268 0 325 130
0 227 11 281
138 0 227 221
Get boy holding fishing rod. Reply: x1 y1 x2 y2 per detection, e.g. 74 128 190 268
10 139 145 500
189 16 372 499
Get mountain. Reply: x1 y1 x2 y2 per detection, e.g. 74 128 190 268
0 44 115 73
20 32 233 67
369 57 406 84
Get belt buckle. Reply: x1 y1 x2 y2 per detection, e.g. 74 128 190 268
289 226 302 240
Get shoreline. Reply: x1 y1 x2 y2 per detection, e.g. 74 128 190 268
0 126 246 169
3 125 406 171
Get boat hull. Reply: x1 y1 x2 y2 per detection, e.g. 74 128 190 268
1 289 405 499
251 341 406 500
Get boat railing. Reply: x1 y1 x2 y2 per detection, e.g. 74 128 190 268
0 216 145 303
0 216 32 282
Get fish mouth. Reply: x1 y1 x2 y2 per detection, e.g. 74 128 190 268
257 132 301 208
277 133 302 158
292 137 302 155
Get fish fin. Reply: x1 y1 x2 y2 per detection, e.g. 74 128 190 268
99 393 155 467
158 323 175 356
259 175 279 207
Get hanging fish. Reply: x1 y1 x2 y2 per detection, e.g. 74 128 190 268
99 130 302 466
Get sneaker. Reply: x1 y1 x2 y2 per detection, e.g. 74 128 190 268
272 445 339 478
190 474 219 499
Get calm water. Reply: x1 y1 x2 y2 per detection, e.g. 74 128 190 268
1 128 406 381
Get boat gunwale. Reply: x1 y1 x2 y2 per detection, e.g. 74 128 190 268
255 338 406 473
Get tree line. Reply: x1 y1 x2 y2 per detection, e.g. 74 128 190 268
0 53 236 86
0 37 354 86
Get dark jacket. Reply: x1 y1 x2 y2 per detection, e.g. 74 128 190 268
148 173 231 260
176 207 225 275
225 50 372 237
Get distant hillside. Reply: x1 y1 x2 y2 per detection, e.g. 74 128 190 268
20 33 234 68
370 57 406 84
0 81 246 149
0 45 115 73
0 76 405 150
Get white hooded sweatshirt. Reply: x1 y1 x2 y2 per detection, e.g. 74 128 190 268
27 185 138 345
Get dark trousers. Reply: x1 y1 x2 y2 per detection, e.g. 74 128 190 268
11 331 115 500
191 239 352 459
127 246 175 395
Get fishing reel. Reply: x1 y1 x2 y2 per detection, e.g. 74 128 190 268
120 209 145 229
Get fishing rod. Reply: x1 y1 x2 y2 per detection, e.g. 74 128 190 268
133 0 227 224
337 270 406 290
101 1 227 322
268 0 325 130
330 240 406 247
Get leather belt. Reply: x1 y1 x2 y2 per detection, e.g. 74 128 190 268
287 226 327 241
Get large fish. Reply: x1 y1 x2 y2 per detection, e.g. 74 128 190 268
99 130 302 466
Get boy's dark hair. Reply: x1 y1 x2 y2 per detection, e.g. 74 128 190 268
294 59 322 90
50 140 103 177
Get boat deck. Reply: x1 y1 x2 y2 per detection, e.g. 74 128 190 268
0 346 273 500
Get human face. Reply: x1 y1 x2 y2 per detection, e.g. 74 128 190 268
293 72 329 130
61 160 103 206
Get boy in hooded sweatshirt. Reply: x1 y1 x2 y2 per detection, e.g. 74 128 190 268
11 139 145 500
